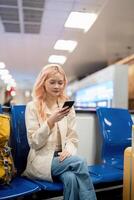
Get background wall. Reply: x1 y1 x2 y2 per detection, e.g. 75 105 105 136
76 112 102 165
68 63 129 108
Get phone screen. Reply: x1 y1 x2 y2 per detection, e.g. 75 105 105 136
62 101 75 108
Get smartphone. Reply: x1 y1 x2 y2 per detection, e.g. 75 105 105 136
62 100 75 108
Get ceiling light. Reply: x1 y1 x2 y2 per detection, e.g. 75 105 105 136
64 12 97 32
48 55 67 64
54 40 77 52
1 74 12 81
0 62 6 69
0 69 9 76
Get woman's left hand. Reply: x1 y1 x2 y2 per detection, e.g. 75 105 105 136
58 149 71 162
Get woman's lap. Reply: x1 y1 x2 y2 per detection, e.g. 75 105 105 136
51 155 97 200
51 155 86 177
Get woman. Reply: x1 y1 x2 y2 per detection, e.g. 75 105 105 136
23 64 97 200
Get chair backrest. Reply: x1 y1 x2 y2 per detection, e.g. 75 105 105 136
96 107 133 166
10 105 29 175
0 104 2 113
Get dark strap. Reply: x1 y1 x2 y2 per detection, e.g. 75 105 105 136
54 151 61 157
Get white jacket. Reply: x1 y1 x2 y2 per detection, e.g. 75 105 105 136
23 101 79 181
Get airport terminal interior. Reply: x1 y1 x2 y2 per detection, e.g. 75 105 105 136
0 0 134 199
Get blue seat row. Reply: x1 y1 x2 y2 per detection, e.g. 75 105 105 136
88 107 133 183
10 105 101 191
0 105 133 199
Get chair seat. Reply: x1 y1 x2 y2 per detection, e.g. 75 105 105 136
88 164 123 183
0 177 40 200
34 171 103 190
106 158 124 170
34 180 63 191
90 174 103 184
34 167 111 188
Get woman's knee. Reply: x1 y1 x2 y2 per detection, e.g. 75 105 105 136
60 171 76 185
71 155 86 163
71 155 87 168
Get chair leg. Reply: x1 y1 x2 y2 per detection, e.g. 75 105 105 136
131 150 134 200
123 147 131 200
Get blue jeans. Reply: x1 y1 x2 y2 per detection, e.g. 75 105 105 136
51 155 97 200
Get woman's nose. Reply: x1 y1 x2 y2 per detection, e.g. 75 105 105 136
54 83 59 88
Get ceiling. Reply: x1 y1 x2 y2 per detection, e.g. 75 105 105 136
0 0 134 89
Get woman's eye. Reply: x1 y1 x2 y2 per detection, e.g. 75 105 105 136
49 81 63 85
58 82 63 85
50 81 55 84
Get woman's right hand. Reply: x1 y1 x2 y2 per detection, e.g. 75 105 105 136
47 107 70 129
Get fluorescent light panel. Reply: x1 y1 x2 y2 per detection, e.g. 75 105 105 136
0 62 5 69
64 12 97 32
54 40 77 52
48 55 67 64
0 69 9 76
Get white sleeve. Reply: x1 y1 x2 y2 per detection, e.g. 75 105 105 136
25 102 51 150
64 107 79 155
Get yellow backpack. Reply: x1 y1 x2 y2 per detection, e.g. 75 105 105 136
0 114 16 185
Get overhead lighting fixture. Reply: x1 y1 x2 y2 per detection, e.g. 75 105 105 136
0 69 9 76
64 12 97 32
48 55 67 64
1 74 12 81
0 62 5 69
54 40 77 52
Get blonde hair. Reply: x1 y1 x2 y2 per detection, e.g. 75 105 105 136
32 64 68 120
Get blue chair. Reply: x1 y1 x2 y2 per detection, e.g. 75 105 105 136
88 164 123 182
0 177 39 200
96 107 133 169
88 107 133 183
0 106 40 200
0 105 2 113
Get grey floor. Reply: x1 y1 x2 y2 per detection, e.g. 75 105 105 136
19 183 123 200
45 197 63 200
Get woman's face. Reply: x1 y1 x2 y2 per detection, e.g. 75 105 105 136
44 72 65 98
